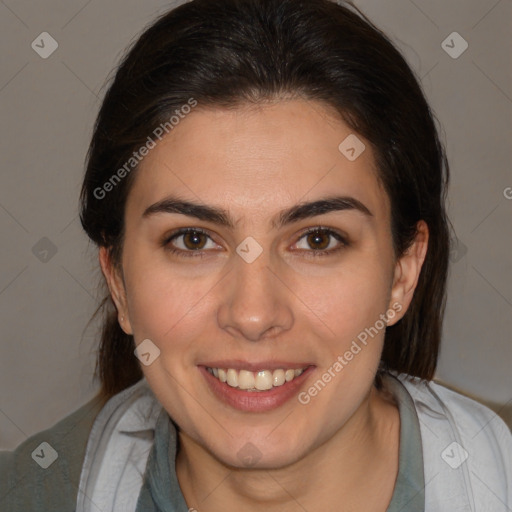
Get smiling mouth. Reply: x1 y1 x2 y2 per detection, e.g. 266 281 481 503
206 366 307 391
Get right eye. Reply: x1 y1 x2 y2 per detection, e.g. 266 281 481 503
163 228 220 258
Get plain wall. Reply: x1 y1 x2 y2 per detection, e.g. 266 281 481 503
0 0 511 450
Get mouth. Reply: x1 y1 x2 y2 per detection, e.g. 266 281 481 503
199 362 315 412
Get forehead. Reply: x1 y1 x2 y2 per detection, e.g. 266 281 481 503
126 99 390 226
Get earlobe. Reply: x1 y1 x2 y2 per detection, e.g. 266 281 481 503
387 221 429 326
98 246 133 335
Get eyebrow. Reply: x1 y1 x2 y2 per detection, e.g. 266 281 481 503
142 194 373 229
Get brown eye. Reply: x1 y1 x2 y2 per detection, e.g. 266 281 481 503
163 228 218 258
294 227 348 257
181 230 208 250
306 230 331 250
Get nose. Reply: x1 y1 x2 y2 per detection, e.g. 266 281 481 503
216 248 294 342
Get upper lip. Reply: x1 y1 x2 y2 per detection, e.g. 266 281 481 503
199 360 314 372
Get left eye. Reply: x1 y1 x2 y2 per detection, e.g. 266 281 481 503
293 228 347 256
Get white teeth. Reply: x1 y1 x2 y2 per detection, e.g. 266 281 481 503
273 369 285 387
227 369 238 388
238 370 255 390
218 368 227 382
207 366 306 391
255 370 273 391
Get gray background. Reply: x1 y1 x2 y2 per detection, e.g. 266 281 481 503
0 0 511 450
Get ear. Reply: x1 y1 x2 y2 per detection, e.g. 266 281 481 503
386 220 429 326
99 246 133 335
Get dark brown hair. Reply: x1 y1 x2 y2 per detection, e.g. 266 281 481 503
80 0 451 402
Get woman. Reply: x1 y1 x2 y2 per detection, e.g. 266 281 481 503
1 0 511 510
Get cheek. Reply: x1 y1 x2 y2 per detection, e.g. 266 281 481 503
292 259 392 348
122 250 221 355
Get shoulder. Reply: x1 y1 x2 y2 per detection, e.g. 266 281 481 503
400 373 511 443
395 373 512 509
0 392 106 512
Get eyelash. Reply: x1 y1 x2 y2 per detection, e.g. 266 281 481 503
162 227 348 259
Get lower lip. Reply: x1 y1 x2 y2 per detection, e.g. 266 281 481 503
199 366 315 412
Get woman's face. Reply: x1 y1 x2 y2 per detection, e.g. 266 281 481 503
101 99 426 469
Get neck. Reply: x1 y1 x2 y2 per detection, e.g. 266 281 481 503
175 385 399 512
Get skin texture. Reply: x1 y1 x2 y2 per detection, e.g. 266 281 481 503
100 99 428 511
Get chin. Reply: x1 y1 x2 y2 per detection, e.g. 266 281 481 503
208 435 310 471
